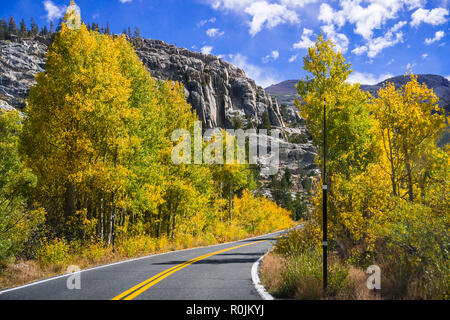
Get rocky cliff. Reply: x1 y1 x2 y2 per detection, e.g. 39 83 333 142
132 38 286 130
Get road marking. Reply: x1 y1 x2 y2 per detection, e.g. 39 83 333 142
112 240 264 300
0 230 287 296
251 252 274 300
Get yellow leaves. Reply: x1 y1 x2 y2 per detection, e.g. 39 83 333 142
231 190 294 234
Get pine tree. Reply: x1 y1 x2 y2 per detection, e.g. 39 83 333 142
105 21 111 35
30 18 39 36
259 111 271 135
134 26 140 38
41 26 49 37
19 18 27 38
8 17 18 36
0 19 7 40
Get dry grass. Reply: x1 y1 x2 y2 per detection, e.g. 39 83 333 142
260 252 285 292
293 276 323 300
345 267 381 300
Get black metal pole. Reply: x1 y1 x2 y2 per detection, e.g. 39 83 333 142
323 99 328 292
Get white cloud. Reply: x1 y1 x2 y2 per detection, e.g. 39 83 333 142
209 1 299 36
201 46 214 54
347 72 394 85
318 1 408 40
293 28 315 49
119 0 133 3
279 0 318 7
446 75 450 81
352 20 406 58
366 32 404 58
206 28 225 37
244 1 300 36
262 50 280 63
288 54 299 63
422 53 428 59
352 45 367 55
411 7 449 27
406 62 416 71
198 17 217 27
43 0 66 21
224 53 280 87
425 30 445 45
321 24 349 53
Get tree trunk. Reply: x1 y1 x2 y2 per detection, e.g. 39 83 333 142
387 128 397 196
404 153 414 202
229 186 233 223
64 182 76 217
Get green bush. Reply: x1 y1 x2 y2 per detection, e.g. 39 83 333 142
288 133 309 144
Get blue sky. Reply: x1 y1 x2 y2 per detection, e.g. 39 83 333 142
1 0 449 87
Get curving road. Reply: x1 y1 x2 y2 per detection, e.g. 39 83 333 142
0 231 285 300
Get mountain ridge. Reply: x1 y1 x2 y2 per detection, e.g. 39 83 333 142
265 75 450 115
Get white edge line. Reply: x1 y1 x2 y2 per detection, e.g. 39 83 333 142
252 251 275 301
0 229 288 295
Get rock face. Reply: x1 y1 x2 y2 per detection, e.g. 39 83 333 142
0 38 48 110
133 39 285 130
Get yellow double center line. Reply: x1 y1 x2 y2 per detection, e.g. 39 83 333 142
112 240 264 300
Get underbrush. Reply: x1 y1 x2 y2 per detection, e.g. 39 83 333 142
261 214 448 300
260 226 379 300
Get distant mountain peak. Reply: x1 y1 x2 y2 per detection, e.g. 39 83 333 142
265 74 450 114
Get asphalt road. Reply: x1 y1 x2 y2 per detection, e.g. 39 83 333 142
0 231 285 300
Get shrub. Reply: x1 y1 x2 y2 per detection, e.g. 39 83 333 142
288 133 309 144
117 236 156 258
35 238 70 268
274 223 321 257
82 240 107 262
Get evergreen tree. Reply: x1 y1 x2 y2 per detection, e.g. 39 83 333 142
8 17 18 36
134 26 140 38
30 18 39 36
292 192 307 221
19 18 27 38
105 21 111 35
0 19 7 40
41 26 49 37
55 18 63 33
259 111 271 135
50 21 54 34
